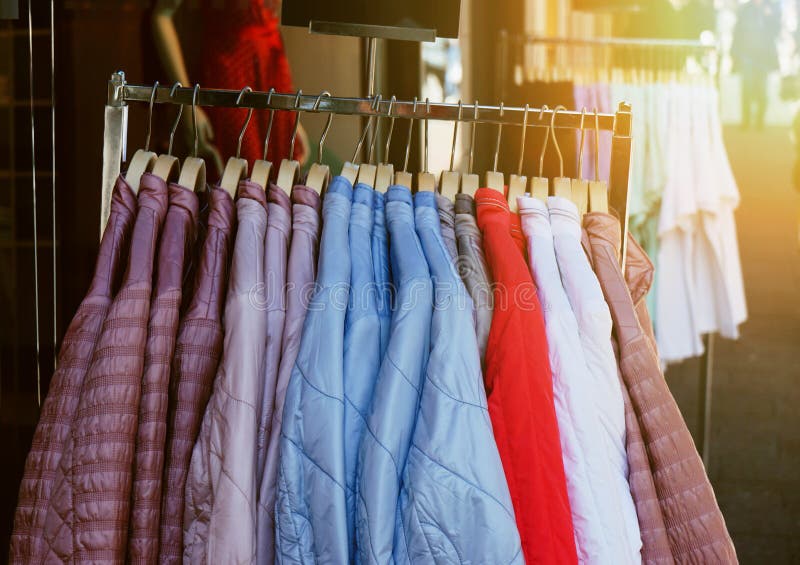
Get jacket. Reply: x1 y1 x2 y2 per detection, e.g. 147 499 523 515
256 183 292 484
128 182 199 563
372 190 392 359
10 175 137 564
51 172 168 562
454 193 492 366
257 185 322 564
548 197 641 563
276 176 352 564
395 191 523 564
435 192 458 263
582 212 738 564
183 181 269 564
356 185 433 565
343 183 382 557
158 186 235 565
475 187 577 565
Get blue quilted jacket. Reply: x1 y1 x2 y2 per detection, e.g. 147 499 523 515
276 176 352 564
393 192 524 564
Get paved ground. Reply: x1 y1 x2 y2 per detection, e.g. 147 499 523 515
666 126 800 564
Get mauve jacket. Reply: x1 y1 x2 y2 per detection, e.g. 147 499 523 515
42 172 169 563
257 185 321 565
9 175 137 565
582 212 738 564
127 183 199 563
183 181 269 564
157 186 235 565
256 183 292 485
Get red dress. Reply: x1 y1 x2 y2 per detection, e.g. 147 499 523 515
200 1 303 167
475 187 578 565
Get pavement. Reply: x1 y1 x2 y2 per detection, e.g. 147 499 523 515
665 126 800 564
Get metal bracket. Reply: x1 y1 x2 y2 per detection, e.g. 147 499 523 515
309 20 436 43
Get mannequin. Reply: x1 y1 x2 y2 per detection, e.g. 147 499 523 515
152 0 308 178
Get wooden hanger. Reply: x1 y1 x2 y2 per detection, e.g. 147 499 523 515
440 100 463 201
460 100 480 197
375 95 397 193
219 86 254 195
548 105 573 202
150 82 183 185
529 105 550 202
178 84 207 194
485 101 505 192
506 103 530 213
125 81 159 194
275 90 302 194
571 107 589 217
588 107 609 213
251 88 276 191
305 91 334 194
394 96 417 189
416 98 436 192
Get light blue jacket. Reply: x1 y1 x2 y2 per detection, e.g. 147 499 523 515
356 185 433 564
343 183 382 557
276 176 352 564
372 190 392 358
394 192 524 564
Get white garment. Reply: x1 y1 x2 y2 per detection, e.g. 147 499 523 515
518 196 610 564
547 196 642 565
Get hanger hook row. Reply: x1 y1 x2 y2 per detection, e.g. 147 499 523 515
538 104 550 178
424 98 432 173
468 100 479 175
316 91 334 165
352 93 381 164
449 100 463 172
517 103 530 176
384 95 397 162
167 82 183 156
145 81 159 152
492 102 504 173
288 89 303 161
403 96 418 173
235 86 254 159
550 105 566 178
368 94 384 164
191 83 200 158
262 87 276 161
577 107 587 179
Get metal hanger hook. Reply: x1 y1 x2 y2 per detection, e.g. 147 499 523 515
550 105 566 178
424 98 431 173
577 107 587 179
468 100 479 175
288 90 303 160
492 102 504 173
368 94 384 164
384 96 397 163
167 82 183 156
449 100 462 172
352 94 380 164
262 88 276 161
516 103 529 176
235 86 254 159
145 81 159 152
538 104 550 177
191 84 200 157
313 91 333 165
403 97 418 173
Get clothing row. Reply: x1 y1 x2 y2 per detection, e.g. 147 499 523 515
11 167 737 564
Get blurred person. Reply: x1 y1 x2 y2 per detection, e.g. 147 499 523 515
732 0 781 130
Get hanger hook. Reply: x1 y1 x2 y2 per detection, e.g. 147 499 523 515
593 107 600 182
288 90 303 160
313 91 333 165
368 94 384 164
538 104 550 177
424 98 431 173
492 102 504 173
550 105 565 178
403 97 418 173
468 100 479 175
449 100 462 172
145 81 159 152
384 95 397 162
262 87 276 161
352 94 380 164
191 84 200 157
167 82 183 156
577 107 587 179
517 103 529 176
235 86 254 159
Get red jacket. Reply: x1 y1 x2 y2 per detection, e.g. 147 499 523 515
475 188 577 565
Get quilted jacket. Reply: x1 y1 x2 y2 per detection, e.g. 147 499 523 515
257 185 321 564
128 182 199 563
371 190 392 360
43 172 168 562
582 212 738 564
183 181 268 564
276 176 352 564
394 191 523 564
343 183 382 557
9 175 137 564
434 192 458 263
356 185 433 565
158 186 235 565
256 184 292 485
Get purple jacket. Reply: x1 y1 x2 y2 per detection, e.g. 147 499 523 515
9 175 137 564
157 186 235 565
127 183 199 563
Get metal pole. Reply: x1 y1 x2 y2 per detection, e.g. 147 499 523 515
367 37 378 97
